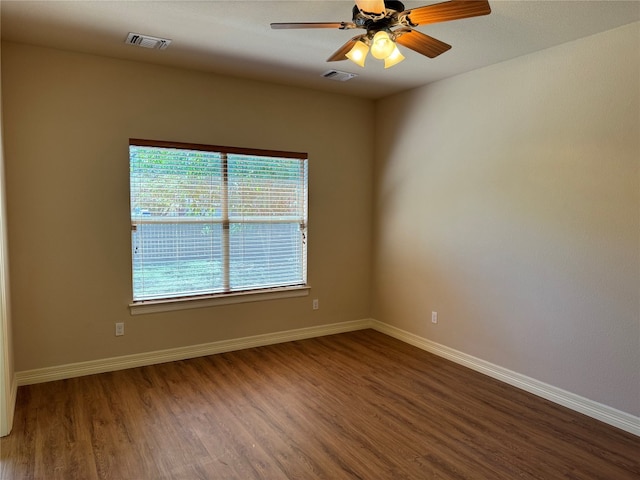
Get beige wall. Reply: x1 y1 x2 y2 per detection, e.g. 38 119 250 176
1 42 373 372
2 22 639 420
373 22 640 416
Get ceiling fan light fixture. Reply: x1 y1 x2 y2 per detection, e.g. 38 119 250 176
271 0 492 69
370 30 395 59
384 45 405 68
346 40 370 67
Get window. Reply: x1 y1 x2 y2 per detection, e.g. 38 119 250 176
129 139 308 308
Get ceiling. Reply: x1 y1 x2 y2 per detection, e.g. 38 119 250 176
1 1 638 99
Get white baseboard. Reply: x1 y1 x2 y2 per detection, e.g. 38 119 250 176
14 318 639 437
15 318 372 386
370 320 640 437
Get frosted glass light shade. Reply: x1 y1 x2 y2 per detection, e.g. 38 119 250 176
370 31 395 59
346 41 369 67
384 45 405 68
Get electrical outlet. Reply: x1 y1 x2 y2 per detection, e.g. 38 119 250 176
312 299 319 310
431 312 438 324
115 322 125 336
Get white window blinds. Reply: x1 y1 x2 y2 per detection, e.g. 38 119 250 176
130 140 308 302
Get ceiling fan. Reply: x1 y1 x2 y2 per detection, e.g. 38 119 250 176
271 0 491 68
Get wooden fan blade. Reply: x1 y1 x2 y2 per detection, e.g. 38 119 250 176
355 0 386 15
327 36 364 62
271 22 352 29
402 0 491 26
395 29 451 58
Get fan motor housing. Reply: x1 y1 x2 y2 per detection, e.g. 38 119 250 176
352 1 406 31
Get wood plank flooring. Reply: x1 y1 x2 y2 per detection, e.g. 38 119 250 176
1 329 638 479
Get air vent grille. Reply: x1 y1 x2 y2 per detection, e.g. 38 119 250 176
125 33 172 50
321 70 358 82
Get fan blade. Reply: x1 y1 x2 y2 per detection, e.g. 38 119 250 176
402 0 491 26
327 36 364 62
271 22 352 29
395 29 451 58
355 0 386 15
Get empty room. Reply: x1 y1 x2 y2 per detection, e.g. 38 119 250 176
0 1 638 478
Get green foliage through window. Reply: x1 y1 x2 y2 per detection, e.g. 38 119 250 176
130 140 308 302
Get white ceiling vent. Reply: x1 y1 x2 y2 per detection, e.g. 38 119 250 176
125 33 172 50
321 70 358 82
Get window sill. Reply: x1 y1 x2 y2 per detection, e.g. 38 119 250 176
129 286 311 315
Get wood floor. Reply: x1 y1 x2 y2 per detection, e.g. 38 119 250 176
1 330 638 479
